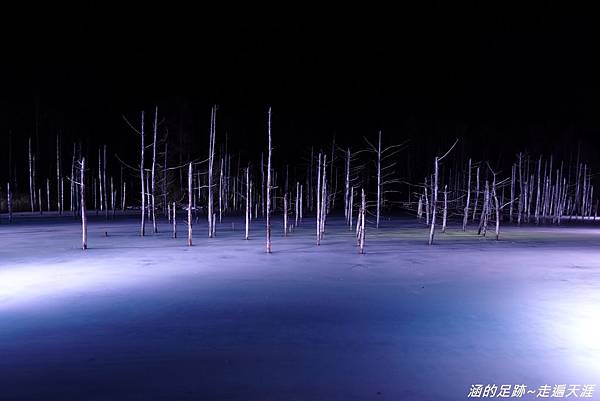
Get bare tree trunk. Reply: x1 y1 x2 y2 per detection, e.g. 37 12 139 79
349 186 354 228
208 106 217 238
7 182 12 223
344 148 351 223
266 107 273 253
517 153 523 225
122 182 126 211
187 163 193 246
103 145 108 219
172 201 177 238
151 107 158 233
219 157 223 223
61 178 64 215
139 111 146 236
299 184 303 224
491 174 500 240
98 148 103 212
295 181 300 227
284 193 288 237
510 163 515 223
160 145 167 216
70 144 76 214
320 154 327 239
261 153 265 217
316 152 322 245
424 178 430 225
80 158 87 250
38 188 42 215
428 157 438 245
376 131 382 228
246 167 250 240
463 158 471 231
56 134 62 214
46 178 50 212
111 177 115 218
359 188 366 254
28 137 34 212
442 184 448 233
472 167 480 220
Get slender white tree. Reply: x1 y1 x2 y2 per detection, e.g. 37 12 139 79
187 162 193 246
266 107 273 253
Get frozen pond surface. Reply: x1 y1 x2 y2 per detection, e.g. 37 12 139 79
1 213 599 400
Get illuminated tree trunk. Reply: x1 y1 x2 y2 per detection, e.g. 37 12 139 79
80 158 87 250
208 106 216 238
28 137 34 212
46 178 50 212
245 167 250 240
266 107 272 253
348 186 354 228
299 184 303 224
376 131 382 228
316 153 322 245
472 166 480 221
187 163 193 246
320 154 327 240
442 184 448 233
424 178 430 225
56 134 62 215
7 182 12 223
428 157 438 245
122 182 126 211
103 145 108 219
172 201 177 238
463 158 471 231
359 188 366 254
140 111 146 236
151 107 158 233
284 193 288 237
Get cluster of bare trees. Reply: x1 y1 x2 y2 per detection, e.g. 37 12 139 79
413 144 598 244
3 106 600 254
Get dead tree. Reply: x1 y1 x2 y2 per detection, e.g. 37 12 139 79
428 139 458 245
284 193 288 236
364 132 405 229
187 163 193 246
28 137 34 212
76 158 88 250
103 145 108 219
472 166 480 221
7 183 12 223
139 111 146 236
151 107 159 233
245 166 250 240
344 148 351 224
320 154 327 240
349 186 354 228
359 188 366 254
172 201 177 238
299 184 303 224
295 181 300 227
462 158 471 231
487 163 503 240
442 184 448 233
266 107 273 253
208 106 217 238
316 152 322 245
56 134 62 214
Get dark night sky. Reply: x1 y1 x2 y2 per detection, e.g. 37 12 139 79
1 5 600 179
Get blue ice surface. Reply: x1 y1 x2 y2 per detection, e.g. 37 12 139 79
0 213 599 400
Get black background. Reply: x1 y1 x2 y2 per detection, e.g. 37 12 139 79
1 5 599 183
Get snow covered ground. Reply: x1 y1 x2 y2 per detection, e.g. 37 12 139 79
0 213 599 400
